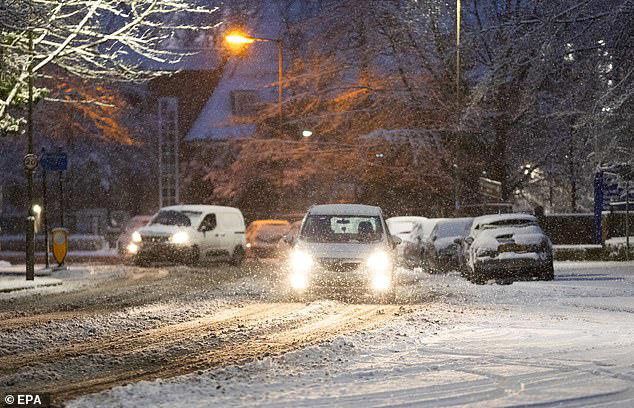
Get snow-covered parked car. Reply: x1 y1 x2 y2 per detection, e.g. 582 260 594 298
386 216 428 267
288 204 400 298
465 215 553 283
131 205 246 266
423 217 473 272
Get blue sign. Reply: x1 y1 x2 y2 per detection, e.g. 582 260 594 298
40 153 68 172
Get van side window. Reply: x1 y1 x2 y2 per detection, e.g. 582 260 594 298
199 214 217 232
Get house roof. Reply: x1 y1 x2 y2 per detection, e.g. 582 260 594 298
186 0 285 142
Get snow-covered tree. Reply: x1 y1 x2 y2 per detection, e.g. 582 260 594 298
0 0 220 134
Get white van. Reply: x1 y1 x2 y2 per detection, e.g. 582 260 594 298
130 205 246 266
287 204 400 297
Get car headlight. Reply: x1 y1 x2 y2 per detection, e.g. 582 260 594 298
290 250 313 274
127 242 139 254
131 231 142 243
169 231 189 244
367 251 391 273
367 251 392 291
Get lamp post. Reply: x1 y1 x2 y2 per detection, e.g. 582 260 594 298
225 33 284 134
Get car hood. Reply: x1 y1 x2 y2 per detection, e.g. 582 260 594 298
137 224 187 237
296 241 387 260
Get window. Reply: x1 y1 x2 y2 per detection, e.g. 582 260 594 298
230 90 260 115
301 215 384 243
199 214 217 232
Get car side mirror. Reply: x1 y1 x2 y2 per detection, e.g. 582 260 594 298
465 236 474 245
431 236 437 242
391 236 402 248
454 237 463 245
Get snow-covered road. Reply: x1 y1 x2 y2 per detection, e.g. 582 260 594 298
1 261 633 407
72 262 634 408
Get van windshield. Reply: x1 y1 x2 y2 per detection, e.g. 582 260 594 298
301 215 384 243
150 210 201 227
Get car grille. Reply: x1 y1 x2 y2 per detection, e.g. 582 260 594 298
142 235 169 244
318 259 361 273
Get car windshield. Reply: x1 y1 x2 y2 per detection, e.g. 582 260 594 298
436 219 472 238
301 215 384 243
150 210 201 227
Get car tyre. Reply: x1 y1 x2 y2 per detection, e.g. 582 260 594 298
470 266 487 284
186 245 200 266
133 255 150 267
538 262 555 281
230 245 245 266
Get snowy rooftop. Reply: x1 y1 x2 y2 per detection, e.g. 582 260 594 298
186 0 285 142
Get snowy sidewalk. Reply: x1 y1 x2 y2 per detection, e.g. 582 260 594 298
0 276 62 293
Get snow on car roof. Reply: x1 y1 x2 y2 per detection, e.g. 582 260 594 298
473 213 537 228
161 205 242 214
309 204 382 216
386 216 428 224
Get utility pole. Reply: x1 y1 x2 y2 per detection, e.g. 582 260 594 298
25 8 35 280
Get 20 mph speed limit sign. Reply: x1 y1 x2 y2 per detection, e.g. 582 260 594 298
23 154 39 171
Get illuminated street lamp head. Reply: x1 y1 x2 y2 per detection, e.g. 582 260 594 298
32 204 42 215
225 33 255 44
302 130 313 138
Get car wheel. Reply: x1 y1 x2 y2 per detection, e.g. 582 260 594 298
230 246 245 266
133 255 150 267
470 266 487 284
538 262 554 281
186 245 200 266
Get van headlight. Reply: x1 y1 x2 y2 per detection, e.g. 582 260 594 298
169 231 189 244
127 242 139 254
368 251 392 291
131 231 142 243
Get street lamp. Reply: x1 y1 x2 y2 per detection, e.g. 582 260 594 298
302 130 313 138
225 32 284 134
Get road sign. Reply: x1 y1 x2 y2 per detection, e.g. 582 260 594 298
478 177 502 200
40 152 68 172
23 154 39 171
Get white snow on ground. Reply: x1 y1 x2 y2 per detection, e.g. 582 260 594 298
71 261 634 408
0 276 62 293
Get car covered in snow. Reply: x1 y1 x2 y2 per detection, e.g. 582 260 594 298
288 204 400 297
464 214 553 283
423 217 473 272
245 219 290 258
399 218 439 269
386 216 428 267
131 205 246 266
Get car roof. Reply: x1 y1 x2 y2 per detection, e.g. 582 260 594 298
161 205 242 214
386 216 428 224
472 213 536 227
309 204 382 216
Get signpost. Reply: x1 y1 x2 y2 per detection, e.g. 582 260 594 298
594 163 633 251
23 154 39 280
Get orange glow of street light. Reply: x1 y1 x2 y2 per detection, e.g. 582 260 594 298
225 33 255 44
